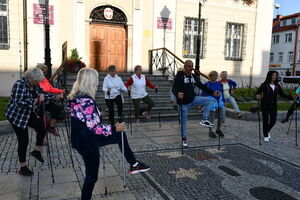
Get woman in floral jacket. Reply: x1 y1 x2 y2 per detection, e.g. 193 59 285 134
68 68 150 200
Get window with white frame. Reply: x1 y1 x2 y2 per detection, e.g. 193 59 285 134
278 52 283 63
291 18 296 24
282 20 286 26
225 22 246 60
288 51 294 62
270 53 274 63
285 33 292 42
0 0 9 49
272 35 280 44
183 17 205 58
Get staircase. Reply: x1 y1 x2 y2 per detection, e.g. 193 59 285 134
52 46 209 124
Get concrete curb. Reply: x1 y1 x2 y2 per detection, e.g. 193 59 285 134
226 108 287 121
0 120 13 135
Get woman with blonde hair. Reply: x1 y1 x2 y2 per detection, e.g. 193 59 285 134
68 68 150 200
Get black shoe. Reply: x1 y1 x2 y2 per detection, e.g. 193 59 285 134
18 166 33 176
216 129 225 137
128 162 150 174
30 150 44 163
281 119 288 124
209 132 217 138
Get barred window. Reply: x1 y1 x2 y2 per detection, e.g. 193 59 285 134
288 51 294 62
270 53 274 63
225 22 246 61
0 0 9 49
183 17 206 58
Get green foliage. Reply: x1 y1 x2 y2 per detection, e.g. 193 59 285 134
0 97 9 121
70 48 82 61
233 87 296 102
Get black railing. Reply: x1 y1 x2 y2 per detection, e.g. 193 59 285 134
148 47 209 81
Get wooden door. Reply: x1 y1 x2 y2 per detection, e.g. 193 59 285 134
89 23 126 72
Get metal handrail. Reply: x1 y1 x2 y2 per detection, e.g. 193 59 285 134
148 47 209 81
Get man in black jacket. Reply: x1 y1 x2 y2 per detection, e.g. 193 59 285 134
172 60 220 147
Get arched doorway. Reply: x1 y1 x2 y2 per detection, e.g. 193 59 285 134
89 6 127 72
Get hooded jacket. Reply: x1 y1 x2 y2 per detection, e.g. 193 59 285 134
68 95 115 154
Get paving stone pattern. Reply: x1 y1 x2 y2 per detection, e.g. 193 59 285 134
0 118 299 199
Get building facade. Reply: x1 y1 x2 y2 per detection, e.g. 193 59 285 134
0 0 274 96
270 13 300 77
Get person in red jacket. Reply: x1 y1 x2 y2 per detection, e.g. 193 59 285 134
37 64 65 136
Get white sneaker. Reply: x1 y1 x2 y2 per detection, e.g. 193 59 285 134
268 133 271 139
182 140 188 148
264 137 269 142
199 120 213 128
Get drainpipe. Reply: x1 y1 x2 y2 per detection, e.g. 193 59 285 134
293 25 299 75
23 0 28 72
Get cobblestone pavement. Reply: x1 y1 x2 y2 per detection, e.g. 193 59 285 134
0 118 299 200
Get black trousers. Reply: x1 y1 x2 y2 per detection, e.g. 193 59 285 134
261 108 277 137
45 101 65 121
105 95 123 125
284 102 300 121
10 113 47 163
78 131 136 200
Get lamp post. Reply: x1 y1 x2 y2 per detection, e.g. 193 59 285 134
160 6 171 71
195 0 206 72
39 0 52 79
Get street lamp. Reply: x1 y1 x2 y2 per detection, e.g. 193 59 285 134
195 0 207 73
160 6 171 71
38 0 52 79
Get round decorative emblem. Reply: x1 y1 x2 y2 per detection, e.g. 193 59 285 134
104 8 114 20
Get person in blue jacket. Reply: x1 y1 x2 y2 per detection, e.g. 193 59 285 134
202 71 226 138
67 68 150 200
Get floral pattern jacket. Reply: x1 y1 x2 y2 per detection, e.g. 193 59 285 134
69 96 112 136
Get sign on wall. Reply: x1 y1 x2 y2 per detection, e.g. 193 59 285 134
33 3 54 25
157 17 172 30
104 7 114 20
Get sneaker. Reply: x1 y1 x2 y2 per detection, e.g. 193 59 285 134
182 139 188 148
30 150 44 163
128 162 150 174
216 129 225 137
199 120 213 128
48 127 60 136
18 166 33 176
236 113 242 119
221 121 227 126
268 133 271 139
264 137 269 142
281 119 288 124
142 111 151 119
209 132 217 138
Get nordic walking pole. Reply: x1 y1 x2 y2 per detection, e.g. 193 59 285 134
101 148 108 195
216 97 221 150
155 87 161 128
295 101 298 146
287 102 296 135
107 90 111 125
121 122 127 200
258 99 261 146
60 98 74 168
42 102 55 183
127 90 133 135
180 103 184 155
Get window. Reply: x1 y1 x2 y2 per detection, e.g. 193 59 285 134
282 20 286 26
291 18 296 24
225 22 246 60
183 17 206 58
270 53 274 63
0 0 9 49
288 51 294 62
285 33 292 42
278 52 283 63
298 50 300 62
272 35 280 44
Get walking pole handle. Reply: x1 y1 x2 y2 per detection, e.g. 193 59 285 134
155 88 158 93
128 90 131 96
107 90 110 96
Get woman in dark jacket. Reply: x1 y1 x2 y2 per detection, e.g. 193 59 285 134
67 68 150 200
256 71 294 142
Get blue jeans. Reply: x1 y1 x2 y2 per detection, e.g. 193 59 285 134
78 131 136 200
179 96 212 140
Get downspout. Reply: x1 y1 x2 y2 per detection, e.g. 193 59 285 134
23 0 28 72
249 3 258 88
293 25 299 75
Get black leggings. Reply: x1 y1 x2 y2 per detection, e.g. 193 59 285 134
10 113 47 163
105 95 123 125
262 108 277 137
